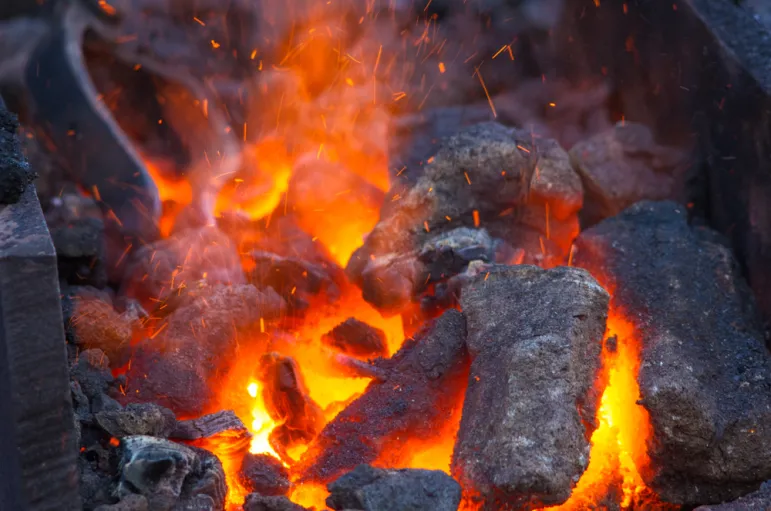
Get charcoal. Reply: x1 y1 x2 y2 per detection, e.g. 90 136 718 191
118 436 226 511
80 456 116 510
120 226 246 310
330 354 390 381
348 122 582 315
72 380 92 422
297 309 469 484
46 192 107 288
95 403 177 438
91 392 123 414
326 465 462 511
694 481 771 510
67 291 137 362
242 494 309 511
259 353 325 461
174 494 217 510
71 349 114 399
248 250 341 314
453 265 609 509
0 105 36 204
238 453 290 496
123 284 284 415
171 410 248 440
572 201 771 505
569 122 688 226
94 494 149 511
322 318 388 359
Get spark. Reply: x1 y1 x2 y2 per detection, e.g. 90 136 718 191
193 16 205 26
473 210 480 227
474 66 497 118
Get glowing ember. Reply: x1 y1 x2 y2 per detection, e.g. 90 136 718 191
245 381 281 459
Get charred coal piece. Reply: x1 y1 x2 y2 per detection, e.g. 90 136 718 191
694 481 771 511
569 122 688 226
259 353 325 462
120 226 246 311
348 122 583 315
297 309 469 484
94 494 149 511
117 436 226 511
453 265 609 509
171 410 248 441
71 348 115 400
95 403 177 439
238 453 290 497
322 318 388 359
0 104 35 204
243 494 310 511
123 284 284 416
66 291 136 364
572 201 771 506
326 465 462 511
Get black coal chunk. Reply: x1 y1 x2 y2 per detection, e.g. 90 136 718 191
297 309 468 484
694 481 771 510
243 494 309 511
238 453 290 496
94 494 149 511
326 465 461 511
71 348 115 400
95 403 177 438
573 201 771 506
171 410 248 440
322 318 388 359
117 436 226 511
453 265 609 509
0 104 36 204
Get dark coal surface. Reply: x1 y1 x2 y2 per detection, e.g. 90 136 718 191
453 265 608 509
239 453 290 497
573 200 771 506
322 318 388 359
695 480 771 510
243 494 309 511
326 464 462 511
0 100 36 204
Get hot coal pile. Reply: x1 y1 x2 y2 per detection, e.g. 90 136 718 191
4 0 771 510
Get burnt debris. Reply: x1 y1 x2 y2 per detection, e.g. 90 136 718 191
296 309 469 484
238 453 291 497
573 201 771 506
321 318 388 359
453 264 609 509
326 465 462 511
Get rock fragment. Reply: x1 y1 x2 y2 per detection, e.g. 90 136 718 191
572 201 771 506
453 265 608 509
326 465 462 511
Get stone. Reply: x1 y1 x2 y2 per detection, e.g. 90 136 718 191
321 318 388 359
572 201 771 506
569 122 687 226
95 403 177 438
347 122 582 315
298 310 469 484
118 436 226 511
453 265 609 509
94 494 149 511
694 481 771 510
238 453 290 496
326 465 461 511
242 494 309 511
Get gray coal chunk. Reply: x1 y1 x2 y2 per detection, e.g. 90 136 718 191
326 465 462 511
118 436 226 511
65 289 136 363
297 309 469 484
572 200 771 506
453 265 609 509
0 105 36 204
322 318 388 359
238 453 290 496
171 410 248 440
694 481 771 511
347 122 582 315
569 122 687 226
71 348 114 399
94 494 149 511
95 403 177 438
243 494 310 511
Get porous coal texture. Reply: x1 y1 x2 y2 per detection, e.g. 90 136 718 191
326 464 462 511
569 122 687 226
297 309 469 484
694 481 771 510
453 265 609 509
65 288 136 364
0 104 36 204
347 122 583 316
123 283 284 416
117 436 226 511
238 453 290 496
243 494 309 511
572 201 771 506
171 410 248 441
322 318 388 359
95 403 177 438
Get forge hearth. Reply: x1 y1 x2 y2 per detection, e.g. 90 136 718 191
2 0 771 510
